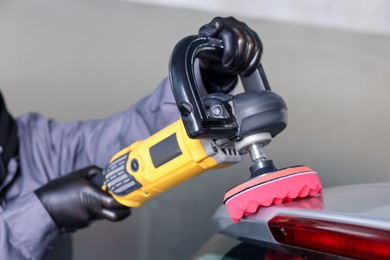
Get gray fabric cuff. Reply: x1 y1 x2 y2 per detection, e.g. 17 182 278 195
4 193 58 259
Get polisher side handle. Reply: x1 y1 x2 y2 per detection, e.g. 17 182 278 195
169 35 266 139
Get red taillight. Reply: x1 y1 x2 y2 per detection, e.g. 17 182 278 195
268 215 390 260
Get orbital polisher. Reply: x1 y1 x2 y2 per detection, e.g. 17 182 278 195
93 36 322 223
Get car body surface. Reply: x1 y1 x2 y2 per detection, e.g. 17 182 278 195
193 182 390 260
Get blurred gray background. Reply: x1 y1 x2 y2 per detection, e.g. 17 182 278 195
1 0 390 259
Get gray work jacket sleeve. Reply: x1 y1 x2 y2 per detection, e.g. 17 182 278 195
17 77 179 178
0 192 58 260
0 77 180 260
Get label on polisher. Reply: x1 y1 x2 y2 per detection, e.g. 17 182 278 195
104 154 141 196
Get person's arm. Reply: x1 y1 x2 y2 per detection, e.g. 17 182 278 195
17 77 179 181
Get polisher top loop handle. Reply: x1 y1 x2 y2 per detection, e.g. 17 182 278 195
169 35 271 139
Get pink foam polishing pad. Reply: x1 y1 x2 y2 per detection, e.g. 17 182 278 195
223 166 322 223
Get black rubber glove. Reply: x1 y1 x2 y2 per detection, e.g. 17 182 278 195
198 17 263 93
35 165 131 233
